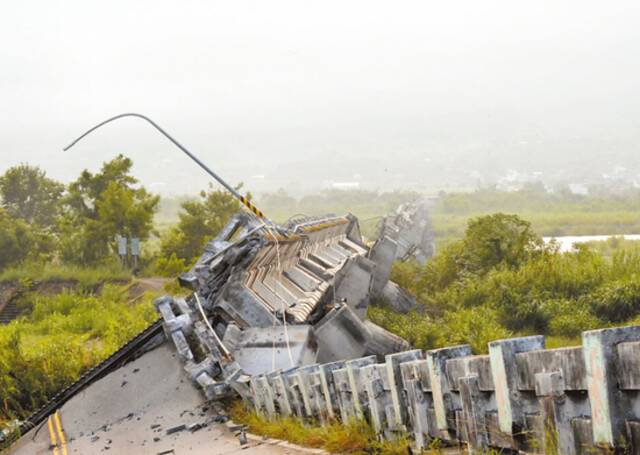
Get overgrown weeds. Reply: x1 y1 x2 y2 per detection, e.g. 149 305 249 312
0 261 130 288
228 401 419 454
0 284 157 424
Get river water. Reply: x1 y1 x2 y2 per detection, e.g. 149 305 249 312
543 234 640 252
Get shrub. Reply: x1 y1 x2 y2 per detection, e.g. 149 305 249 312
544 299 602 337
160 185 241 262
442 307 512 353
587 279 640 322
368 303 446 351
154 253 189 277
461 213 542 274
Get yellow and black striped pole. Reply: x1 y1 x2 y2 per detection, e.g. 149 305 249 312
238 194 266 219
64 113 273 224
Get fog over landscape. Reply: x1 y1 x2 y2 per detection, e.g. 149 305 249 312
2 0 640 195
9 4 640 453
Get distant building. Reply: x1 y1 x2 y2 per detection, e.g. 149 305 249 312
496 169 547 192
568 183 589 195
330 182 361 190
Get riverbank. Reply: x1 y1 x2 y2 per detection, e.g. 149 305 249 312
543 234 640 252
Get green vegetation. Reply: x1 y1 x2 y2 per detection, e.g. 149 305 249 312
5 155 640 452
0 262 130 288
371 213 640 353
582 236 640 257
0 285 157 425
0 157 160 273
433 185 640 246
160 184 242 262
257 188 417 222
0 163 64 229
228 401 422 455
0 210 41 270
60 155 160 265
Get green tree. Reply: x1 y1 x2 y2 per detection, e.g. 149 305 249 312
160 184 242 262
60 155 159 265
410 213 542 300
0 209 35 270
154 253 188 277
0 164 64 228
462 213 542 274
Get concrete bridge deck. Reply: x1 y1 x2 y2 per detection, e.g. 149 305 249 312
9 343 305 455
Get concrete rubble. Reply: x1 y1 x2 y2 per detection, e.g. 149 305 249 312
155 199 436 404
5 198 435 455
376 196 436 266
154 198 640 453
372 197 436 312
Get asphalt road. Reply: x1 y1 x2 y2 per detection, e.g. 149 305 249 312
9 343 306 455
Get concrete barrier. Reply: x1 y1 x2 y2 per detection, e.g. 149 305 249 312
246 325 640 454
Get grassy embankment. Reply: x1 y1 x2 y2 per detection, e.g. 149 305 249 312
0 280 159 428
0 262 130 288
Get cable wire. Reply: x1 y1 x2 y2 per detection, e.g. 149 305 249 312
265 227 295 369
194 292 230 359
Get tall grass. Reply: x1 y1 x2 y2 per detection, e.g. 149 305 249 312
0 261 130 288
0 285 157 424
228 401 418 455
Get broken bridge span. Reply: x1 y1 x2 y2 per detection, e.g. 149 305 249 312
12 199 640 454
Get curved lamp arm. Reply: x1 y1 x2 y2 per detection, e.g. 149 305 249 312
63 112 271 222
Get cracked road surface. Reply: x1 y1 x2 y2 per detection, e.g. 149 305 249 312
9 343 305 455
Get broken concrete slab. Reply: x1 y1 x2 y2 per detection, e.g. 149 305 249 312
231 325 318 376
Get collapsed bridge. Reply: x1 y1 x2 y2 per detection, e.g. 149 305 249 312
9 114 640 454
9 197 640 455
153 201 640 454
7 199 433 454
153 202 433 400
155 200 640 454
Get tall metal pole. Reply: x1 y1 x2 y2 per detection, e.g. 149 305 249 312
63 113 272 222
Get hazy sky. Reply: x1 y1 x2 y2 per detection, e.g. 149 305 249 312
2 1 640 194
